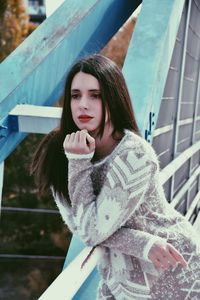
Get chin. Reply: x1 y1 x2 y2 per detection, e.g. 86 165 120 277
78 125 92 131
76 123 97 132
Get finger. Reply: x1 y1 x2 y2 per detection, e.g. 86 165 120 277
155 253 170 269
70 132 76 143
165 254 177 268
86 133 95 145
149 249 169 269
148 250 167 270
74 131 80 144
168 245 187 265
86 133 95 151
64 134 70 143
164 249 178 268
154 259 163 269
167 244 188 267
79 130 87 147
154 258 167 270
63 134 70 148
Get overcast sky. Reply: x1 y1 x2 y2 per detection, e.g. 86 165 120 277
45 0 65 17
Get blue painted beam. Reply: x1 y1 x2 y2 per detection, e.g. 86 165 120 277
0 0 141 163
123 0 185 141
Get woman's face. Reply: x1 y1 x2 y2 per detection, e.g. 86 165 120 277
70 71 106 136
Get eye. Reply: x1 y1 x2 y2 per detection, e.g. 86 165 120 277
90 93 101 99
71 93 80 100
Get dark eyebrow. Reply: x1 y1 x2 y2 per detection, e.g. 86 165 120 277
71 89 80 92
71 89 101 92
88 89 101 92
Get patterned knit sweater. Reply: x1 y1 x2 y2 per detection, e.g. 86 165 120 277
53 130 200 299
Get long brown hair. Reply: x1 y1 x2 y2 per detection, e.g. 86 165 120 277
30 54 141 205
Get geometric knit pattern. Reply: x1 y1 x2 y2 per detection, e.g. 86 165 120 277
53 130 200 299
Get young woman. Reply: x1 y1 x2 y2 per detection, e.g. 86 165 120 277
31 54 200 299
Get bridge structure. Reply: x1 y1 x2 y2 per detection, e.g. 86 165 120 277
1 0 200 299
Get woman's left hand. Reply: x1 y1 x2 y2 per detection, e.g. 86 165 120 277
63 129 95 154
148 241 188 270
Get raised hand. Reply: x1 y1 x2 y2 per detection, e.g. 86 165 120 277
148 241 188 270
63 129 95 155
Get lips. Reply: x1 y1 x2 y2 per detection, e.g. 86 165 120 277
78 115 94 123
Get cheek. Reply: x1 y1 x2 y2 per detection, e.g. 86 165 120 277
70 101 76 116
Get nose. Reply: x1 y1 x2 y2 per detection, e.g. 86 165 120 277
79 95 89 109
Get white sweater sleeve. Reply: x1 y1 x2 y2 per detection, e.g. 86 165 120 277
53 187 166 262
66 149 159 251
100 227 167 262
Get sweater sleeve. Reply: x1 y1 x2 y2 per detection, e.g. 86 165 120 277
66 148 158 250
52 186 166 262
51 187 77 234
100 227 167 262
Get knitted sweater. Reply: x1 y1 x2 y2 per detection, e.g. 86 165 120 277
53 130 200 299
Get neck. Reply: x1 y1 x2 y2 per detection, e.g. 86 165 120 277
91 124 123 162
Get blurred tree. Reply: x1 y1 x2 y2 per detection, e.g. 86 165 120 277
0 0 37 63
0 1 7 17
101 15 136 69
0 0 29 62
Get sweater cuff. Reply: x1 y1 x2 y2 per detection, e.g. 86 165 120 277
65 151 95 160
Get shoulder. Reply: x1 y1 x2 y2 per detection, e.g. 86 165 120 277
114 130 160 170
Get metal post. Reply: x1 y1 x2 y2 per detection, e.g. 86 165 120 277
169 0 192 202
0 161 4 218
186 54 200 211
